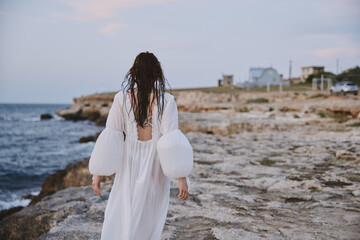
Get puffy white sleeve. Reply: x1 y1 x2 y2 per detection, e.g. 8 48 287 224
160 94 178 135
157 94 192 191
88 91 126 176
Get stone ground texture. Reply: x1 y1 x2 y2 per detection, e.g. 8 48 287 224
19 123 360 239
1 91 360 240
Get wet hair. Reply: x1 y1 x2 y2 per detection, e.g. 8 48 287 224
122 51 171 128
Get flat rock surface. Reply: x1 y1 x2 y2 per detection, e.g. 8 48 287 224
2 91 360 239
2 124 359 240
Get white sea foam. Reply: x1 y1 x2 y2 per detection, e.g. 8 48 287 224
0 189 40 211
0 198 31 211
23 117 41 122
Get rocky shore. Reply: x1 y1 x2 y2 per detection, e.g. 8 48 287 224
1 90 359 239
56 92 115 126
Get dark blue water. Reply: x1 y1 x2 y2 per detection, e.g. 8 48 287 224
0 103 104 210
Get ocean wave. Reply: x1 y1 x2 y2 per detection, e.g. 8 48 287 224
0 116 20 122
23 117 41 122
0 104 102 212
0 198 31 211
0 113 64 122
0 189 40 211
0 116 39 122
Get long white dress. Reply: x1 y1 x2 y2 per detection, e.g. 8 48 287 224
89 90 180 240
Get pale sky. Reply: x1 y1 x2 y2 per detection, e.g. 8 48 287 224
0 0 359 103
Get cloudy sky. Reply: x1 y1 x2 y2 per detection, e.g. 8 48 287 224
1 0 359 103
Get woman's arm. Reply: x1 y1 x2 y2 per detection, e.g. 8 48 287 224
92 175 102 195
89 91 125 195
160 95 190 201
177 177 189 200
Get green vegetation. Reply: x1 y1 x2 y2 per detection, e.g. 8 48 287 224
305 66 360 85
349 122 360 127
259 158 276 166
268 113 276 119
336 66 360 85
279 107 297 112
331 112 350 123
308 186 321 193
317 111 350 123
172 84 313 93
344 174 360 183
333 128 347 132
306 71 335 84
310 93 326 99
247 98 269 104
317 112 327 118
172 86 238 93
293 114 300 119
237 108 249 113
245 84 313 92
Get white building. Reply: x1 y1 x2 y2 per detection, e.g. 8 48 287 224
218 74 233 86
301 66 325 82
246 67 289 87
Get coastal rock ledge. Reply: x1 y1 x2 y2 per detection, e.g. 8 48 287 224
2 91 359 239
56 92 115 126
1 129 360 240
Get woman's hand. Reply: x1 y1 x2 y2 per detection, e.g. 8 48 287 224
92 175 102 195
177 177 189 200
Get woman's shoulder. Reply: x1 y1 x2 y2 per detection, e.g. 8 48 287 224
161 92 177 113
163 91 175 102
115 90 126 97
113 90 127 105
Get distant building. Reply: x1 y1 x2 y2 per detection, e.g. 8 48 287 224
247 67 288 87
289 77 302 85
218 75 233 86
301 66 325 82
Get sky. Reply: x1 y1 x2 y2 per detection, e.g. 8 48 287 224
0 0 359 103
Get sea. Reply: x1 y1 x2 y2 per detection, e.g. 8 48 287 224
0 103 104 211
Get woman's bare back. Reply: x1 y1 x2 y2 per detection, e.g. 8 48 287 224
127 90 156 141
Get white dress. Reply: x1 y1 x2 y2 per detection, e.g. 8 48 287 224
89 90 180 240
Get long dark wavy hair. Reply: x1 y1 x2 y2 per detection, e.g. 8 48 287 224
122 52 171 128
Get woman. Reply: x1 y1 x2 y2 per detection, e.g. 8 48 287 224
89 51 189 240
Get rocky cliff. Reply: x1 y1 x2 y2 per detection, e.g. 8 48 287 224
57 91 360 128
56 92 116 126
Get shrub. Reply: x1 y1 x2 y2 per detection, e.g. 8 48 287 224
349 122 360 127
247 98 269 104
238 108 249 113
310 94 325 99
317 112 328 118
260 158 276 166
306 71 335 84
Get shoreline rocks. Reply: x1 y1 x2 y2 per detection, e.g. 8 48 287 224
0 158 115 238
56 92 115 126
0 184 113 240
0 206 24 222
29 157 114 206
78 131 101 143
40 114 53 120
56 91 360 129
